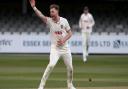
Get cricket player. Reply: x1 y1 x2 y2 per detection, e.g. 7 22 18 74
29 0 76 89
79 6 95 62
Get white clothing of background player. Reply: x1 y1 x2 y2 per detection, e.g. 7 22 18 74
79 6 95 62
29 0 76 89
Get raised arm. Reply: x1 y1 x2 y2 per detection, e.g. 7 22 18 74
29 0 47 23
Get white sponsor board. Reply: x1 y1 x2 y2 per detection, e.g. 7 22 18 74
90 34 128 54
0 33 128 54
0 33 51 53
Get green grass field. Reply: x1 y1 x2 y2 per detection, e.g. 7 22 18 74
0 54 128 89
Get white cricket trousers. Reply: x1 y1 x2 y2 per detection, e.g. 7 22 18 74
82 32 91 58
38 45 73 88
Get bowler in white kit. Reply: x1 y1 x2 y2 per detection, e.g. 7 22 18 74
79 6 95 62
29 0 76 89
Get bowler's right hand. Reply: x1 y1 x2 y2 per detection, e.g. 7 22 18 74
29 0 36 7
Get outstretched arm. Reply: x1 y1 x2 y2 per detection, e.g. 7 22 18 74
29 0 47 23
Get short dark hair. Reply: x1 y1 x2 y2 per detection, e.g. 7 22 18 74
50 4 60 11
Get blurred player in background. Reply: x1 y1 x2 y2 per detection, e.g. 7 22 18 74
29 0 76 89
79 6 95 62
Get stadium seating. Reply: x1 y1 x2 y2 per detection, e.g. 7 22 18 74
0 11 128 34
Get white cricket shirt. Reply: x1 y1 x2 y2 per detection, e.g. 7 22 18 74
46 17 71 52
79 13 95 33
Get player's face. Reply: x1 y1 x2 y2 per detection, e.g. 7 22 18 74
84 10 88 14
50 8 58 18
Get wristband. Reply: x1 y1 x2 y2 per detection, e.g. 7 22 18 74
33 6 37 11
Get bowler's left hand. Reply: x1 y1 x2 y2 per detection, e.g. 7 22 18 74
57 39 65 46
